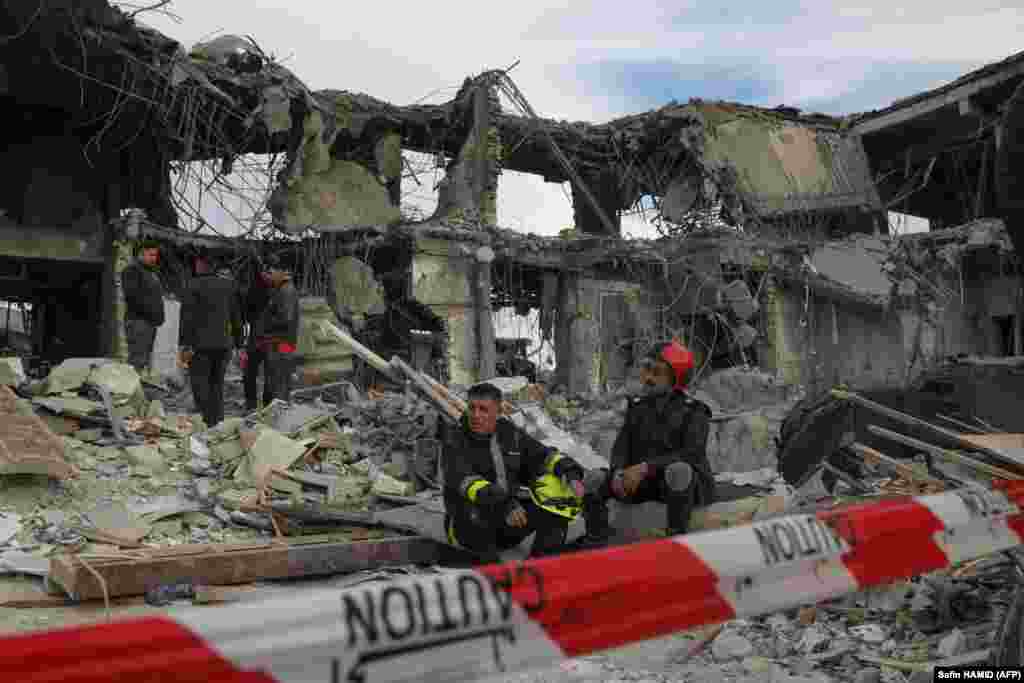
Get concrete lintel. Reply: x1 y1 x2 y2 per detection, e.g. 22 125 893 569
0 220 104 263
852 62 1024 137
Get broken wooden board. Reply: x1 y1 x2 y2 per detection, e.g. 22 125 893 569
958 433 1024 466
48 536 447 601
0 386 78 479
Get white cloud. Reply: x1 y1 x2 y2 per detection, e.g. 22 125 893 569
142 1 1022 237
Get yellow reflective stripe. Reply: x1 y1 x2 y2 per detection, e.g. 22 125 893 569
544 452 565 474
465 479 490 503
447 518 460 546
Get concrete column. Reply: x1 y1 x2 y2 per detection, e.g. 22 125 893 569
111 239 133 362
475 246 496 379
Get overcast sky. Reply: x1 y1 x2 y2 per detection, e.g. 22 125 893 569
144 1 1024 238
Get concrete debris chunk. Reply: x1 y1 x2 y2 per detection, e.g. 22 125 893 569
32 396 105 418
937 628 967 658
0 389 79 480
798 625 831 653
0 357 26 386
124 444 165 473
146 400 167 419
850 624 888 644
0 550 49 577
370 469 414 497
510 405 605 470
80 502 150 547
42 358 108 394
711 632 754 661
234 427 309 487
0 512 21 546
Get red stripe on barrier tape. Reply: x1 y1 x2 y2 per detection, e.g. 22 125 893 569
994 479 1024 539
822 498 948 586
3 484 1023 683
479 536 734 657
1 616 245 683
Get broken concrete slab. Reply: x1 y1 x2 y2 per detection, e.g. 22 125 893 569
0 550 49 577
234 427 309 487
371 469 414 497
509 405 606 470
0 513 20 545
123 445 165 473
130 496 203 524
89 362 144 403
0 358 26 386
146 400 166 419
0 391 79 480
32 396 105 418
81 502 150 547
42 358 108 395
267 402 333 435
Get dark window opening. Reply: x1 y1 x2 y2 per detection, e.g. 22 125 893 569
994 315 1016 357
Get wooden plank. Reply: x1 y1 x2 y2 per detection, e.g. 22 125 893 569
50 536 445 601
867 425 1024 481
832 389 1024 471
848 442 947 489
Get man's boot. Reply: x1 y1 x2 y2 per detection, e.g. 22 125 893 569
664 462 695 536
665 493 693 536
577 493 613 548
530 522 569 558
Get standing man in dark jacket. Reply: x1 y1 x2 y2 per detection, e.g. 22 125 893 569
178 251 243 427
579 340 715 546
121 239 165 375
443 382 586 562
254 256 300 404
241 261 273 411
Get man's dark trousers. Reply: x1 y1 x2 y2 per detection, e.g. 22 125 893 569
190 349 231 427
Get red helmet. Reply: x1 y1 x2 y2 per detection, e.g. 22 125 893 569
646 340 694 390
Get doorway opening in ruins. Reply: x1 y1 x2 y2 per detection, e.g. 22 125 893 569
993 315 1018 357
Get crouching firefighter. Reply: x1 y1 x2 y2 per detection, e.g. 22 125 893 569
443 381 586 563
578 340 715 547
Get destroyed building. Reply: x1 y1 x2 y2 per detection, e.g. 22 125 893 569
1 0 1022 409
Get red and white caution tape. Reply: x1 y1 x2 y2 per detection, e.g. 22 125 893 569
5 480 1024 683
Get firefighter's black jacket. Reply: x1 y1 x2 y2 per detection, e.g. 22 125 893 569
443 416 584 520
610 389 715 505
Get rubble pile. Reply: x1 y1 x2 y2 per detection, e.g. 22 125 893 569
543 366 800 474
0 354 1021 682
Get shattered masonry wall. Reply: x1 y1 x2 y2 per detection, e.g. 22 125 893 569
296 297 355 385
697 104 881 214
554 275 662 394
411 238 478 386
433 86 502 227
759 276 802 386
804 295 905 392
275 106 401 233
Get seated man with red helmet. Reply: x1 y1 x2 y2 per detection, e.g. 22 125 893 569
578 340 715 547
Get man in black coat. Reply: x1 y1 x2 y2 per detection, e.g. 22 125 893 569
121 239 165 375
579 340 715 546
241 261 273 411
178 251 243 427
443 382 586 562
253 256 300 403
